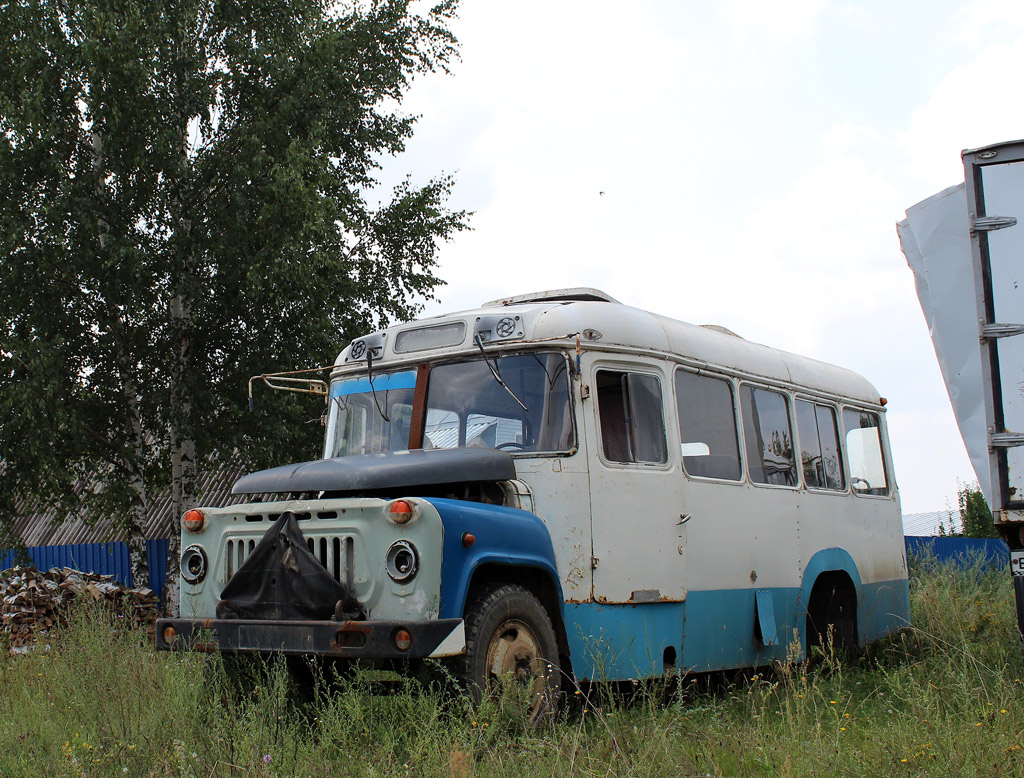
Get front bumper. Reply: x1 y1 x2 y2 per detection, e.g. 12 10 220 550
155 617 464 658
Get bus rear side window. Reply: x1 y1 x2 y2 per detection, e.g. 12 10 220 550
741 386 796 486
796 400 845 490
675 370 741 480
596 370 667 464
843 409 888 496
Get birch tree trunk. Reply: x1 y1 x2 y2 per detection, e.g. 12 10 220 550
94 127 150 586
161 35 200 616
165 294 197 617
114 324 151 588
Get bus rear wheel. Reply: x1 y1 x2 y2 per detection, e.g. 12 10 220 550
458 583 561 724
806 575 857 660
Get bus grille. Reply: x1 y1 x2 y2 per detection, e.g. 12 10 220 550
224 534 356 584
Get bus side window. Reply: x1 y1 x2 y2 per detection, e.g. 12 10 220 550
740 385 796 486
796 400 845 490
842 408 889 495
675 370 741 480
596 370 667 464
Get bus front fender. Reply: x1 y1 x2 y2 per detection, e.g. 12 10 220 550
427 498 562 620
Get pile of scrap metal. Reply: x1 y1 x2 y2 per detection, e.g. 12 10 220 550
0 566 158 652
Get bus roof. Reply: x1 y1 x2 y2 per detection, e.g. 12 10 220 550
335 289 883 406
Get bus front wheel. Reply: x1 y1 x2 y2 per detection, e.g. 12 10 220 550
458 583 561 724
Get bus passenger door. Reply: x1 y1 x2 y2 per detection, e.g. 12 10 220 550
584 362 687 604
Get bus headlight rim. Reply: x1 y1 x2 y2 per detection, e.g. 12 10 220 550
181 545 209 585
385 540 419 583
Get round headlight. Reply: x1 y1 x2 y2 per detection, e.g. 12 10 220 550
181 545 208 584
385 540 419 583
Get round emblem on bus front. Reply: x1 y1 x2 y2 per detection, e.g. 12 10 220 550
350 340 366 359
496 317 517 338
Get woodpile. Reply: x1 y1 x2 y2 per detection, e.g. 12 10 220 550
0 566 159 652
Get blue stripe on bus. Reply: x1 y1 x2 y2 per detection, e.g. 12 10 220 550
562 576 910 681
329 371 417 397
680 587 804 672
563 602 685 681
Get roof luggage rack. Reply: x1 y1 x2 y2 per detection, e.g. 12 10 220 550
481 287 621 307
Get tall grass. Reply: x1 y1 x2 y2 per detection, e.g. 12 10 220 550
1 555 1021 777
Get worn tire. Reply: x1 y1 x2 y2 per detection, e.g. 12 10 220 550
807 581 858 660
457 583 561 724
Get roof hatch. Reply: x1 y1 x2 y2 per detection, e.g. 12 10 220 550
481 287 621 307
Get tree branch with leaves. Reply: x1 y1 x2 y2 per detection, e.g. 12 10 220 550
0 0 468 613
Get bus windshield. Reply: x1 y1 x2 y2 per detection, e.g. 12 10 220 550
324 352 574 458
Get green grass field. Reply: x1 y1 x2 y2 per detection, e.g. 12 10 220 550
1 555 1022 777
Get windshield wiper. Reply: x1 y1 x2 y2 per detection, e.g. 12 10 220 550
474 334 529 412
366 349 390 422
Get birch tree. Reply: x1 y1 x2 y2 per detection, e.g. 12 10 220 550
0 0 467 612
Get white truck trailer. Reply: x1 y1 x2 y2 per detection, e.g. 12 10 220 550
898 139 1024 636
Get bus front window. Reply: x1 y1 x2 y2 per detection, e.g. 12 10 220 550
324 352 574 459
423 352 574 454
324 370 416 458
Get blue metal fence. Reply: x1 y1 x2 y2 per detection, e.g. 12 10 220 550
905 535 1009 569
1 539 170 595
146 539 169 599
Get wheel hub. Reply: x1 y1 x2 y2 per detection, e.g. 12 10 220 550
484 618 549 699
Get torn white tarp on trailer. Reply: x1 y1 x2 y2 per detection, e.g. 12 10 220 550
896 183 994 503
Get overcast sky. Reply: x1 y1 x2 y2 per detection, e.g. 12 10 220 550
376 0 1024 520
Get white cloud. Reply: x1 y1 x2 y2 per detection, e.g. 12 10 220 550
952 0 1024 48
900 34 1024 191
719 0 828 41
656 146 900 353
822 122 885 158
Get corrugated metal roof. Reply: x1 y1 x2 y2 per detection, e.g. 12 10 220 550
10 468 245 546
902 510 957 536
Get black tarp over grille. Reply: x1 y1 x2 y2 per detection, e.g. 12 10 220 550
216 512 357 621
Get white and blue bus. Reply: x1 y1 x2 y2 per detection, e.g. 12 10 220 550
158 288 910 717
